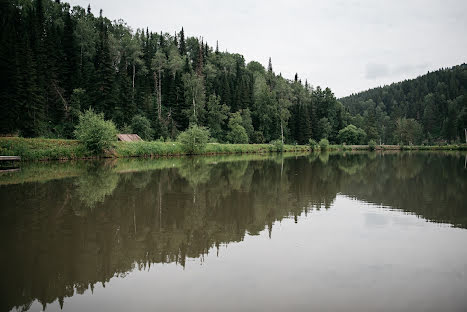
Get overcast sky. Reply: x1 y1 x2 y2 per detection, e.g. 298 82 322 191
69 0 467 97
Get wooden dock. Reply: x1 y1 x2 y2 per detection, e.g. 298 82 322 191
0 156 21 161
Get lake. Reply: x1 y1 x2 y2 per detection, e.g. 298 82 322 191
1 151 466 312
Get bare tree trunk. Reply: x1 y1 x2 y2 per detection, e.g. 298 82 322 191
192 88 196 120
158 70 162 120
154 72 159 119
280 119 284 145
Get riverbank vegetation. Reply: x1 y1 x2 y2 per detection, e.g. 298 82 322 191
1 0 465 149
1 136 465 161
0 136 312 161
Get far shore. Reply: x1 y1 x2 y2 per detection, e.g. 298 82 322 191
0 137 466 162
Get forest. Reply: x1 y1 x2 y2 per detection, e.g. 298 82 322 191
340 64 467 144
1 0 466 145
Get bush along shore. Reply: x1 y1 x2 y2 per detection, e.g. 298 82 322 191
1 137 466 161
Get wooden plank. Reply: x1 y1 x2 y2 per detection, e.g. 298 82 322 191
0 156 21 161
0 168 20 173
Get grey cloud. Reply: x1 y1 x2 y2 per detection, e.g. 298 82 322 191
365 63 430 80
365 63 390 80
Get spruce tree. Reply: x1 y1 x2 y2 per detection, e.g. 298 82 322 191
179 27 186 55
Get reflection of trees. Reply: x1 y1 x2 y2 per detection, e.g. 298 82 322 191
177 157 212 187
0 152 466 311
74 163 120 210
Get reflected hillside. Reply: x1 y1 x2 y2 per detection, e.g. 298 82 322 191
335 152 467 228
0 152 466 311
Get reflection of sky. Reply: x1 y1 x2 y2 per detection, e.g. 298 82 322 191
27 195 467 312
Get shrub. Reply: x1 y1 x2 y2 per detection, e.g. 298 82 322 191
319 138 329 150
308 139 318 151
130 115 154 140
177 125 210 154
226 124 249 144
337 124 367 145
368 139 377 151
74 109 117 154
226 112 249 144
270 139 284 152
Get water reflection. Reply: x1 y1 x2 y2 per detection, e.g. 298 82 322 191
0 152 466 311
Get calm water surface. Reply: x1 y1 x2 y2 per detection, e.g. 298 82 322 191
1 152 466 312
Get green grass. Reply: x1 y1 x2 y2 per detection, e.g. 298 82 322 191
1 137 310 161
1 137 465 161
0 137 90 160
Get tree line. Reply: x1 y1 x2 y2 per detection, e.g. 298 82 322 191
340 64 467 144
1 0 465 145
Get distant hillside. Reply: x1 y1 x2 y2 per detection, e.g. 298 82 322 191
340 64 467 144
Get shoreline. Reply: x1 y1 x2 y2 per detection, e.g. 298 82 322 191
1 137 466 161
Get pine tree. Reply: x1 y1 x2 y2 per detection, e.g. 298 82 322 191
179 27 186 55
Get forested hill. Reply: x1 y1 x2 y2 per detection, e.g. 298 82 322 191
340 64 467 144
0 0 346 145
1 0 466 146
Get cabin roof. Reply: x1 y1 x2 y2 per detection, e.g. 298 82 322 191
117 134 143 142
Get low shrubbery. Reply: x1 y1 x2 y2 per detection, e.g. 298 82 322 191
319 138 329 150
270 140 284 153
309 139 318 151
177 125 210 154
368 140 377 151
74 109 118 154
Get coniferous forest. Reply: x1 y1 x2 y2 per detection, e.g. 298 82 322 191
1 0 466 145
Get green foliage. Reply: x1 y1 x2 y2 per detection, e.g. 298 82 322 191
317 118 332 140
270 139 284 152
206 95 229 141
130 115 153 140
368 139 377 151
394 118 423 145
226 112 249 144
309 139 319 151
319 138 329 150
74 109 118 154
337 124 366 145
120 123 133 134
177 125 210 154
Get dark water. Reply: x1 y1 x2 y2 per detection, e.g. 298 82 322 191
1 152 466 312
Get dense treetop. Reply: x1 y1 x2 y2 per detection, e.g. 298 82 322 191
0 0 465 144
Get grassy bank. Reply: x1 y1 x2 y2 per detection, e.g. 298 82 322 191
0 137 309 161
1 137 465 161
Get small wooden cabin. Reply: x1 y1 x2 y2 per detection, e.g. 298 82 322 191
117 134 143 142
